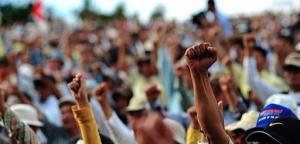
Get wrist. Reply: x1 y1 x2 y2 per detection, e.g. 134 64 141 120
190 70 208 77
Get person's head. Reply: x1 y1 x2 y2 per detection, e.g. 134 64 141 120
207 0 216 12
10 104 43 132
59 97 78 132
127 98 149 132
245 103 298 142
112 87 133 111
48 51 64 71
283 52 300 92
271 35 294 60
228 36 244 64
253 46 267 72
34 77 54 101
246 117 300 144
137 56 152 78
226 111 259 144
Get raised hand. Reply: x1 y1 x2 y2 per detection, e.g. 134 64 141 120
187 106 200 130
94 83 108 104
144 84 161 103
185 42 217 73
68 73 89 107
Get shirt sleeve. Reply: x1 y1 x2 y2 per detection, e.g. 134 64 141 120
186 127 203 144
72 104 102 144
105 112 136 144
3 108 40 144
243 57 281 102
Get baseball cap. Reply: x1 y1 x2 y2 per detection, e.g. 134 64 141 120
265 94 298 115
126 98 148 112
10 104 43 127
245 104 298 136
283 52 300 70
246 117 300 143
226 111 258 132
59 96 76 107
163 118 186 144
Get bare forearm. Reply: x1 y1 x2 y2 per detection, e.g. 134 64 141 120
190 71 227 143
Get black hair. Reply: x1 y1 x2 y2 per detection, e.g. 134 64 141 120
0 57 8 67
112 87 133 101
228 36 244 49
191 12 206 28
253 46 267 58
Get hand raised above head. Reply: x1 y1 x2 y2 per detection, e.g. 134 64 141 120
94 82 108 103
68 73 89 107
185 42 217 72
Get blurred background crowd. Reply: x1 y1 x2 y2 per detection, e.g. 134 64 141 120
0 0 300 143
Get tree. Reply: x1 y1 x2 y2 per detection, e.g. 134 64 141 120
150 5 165 21
0 3 32 25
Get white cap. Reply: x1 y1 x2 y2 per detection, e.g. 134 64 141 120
226 111 258 132
163 118 186 144
10 104 43 127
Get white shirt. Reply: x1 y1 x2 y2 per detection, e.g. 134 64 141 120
37 95 62 127
244 57 281 101
105 112 136 144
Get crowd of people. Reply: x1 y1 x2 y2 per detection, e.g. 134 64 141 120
0 0 300 143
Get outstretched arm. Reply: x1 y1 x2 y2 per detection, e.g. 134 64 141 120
185 43 228 143
94 83 135 144
68 73 102 144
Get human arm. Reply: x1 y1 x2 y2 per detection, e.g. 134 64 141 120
68 73 101 144
94 83 136 144
243 35 281 102
185 42 228 143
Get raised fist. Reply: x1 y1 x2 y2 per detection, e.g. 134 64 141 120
144 84 161 103
94 83 108 103
185 42 217 72
187 106 200 129
68 73 89 107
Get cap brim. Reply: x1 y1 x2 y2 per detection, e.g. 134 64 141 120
126 106 145 112
246 130 281 144
24 120 44 127
283 65 300 71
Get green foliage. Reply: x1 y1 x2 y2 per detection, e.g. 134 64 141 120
150 5 165 21
78 0 126 23
0 3 32 25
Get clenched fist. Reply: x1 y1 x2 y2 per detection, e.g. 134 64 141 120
68 73 89 107
185 42 217 72
94 83 108 103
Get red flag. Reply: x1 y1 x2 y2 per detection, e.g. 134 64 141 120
32 0 48 33
32 0 44 21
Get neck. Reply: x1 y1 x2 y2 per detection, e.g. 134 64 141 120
66 127 80 139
